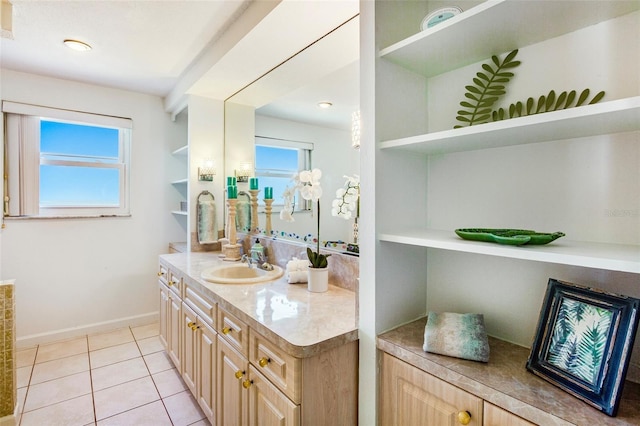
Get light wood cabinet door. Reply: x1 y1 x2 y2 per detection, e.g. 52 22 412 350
158 282 169 349
380 353 483 426
248 365 299 426
483 403 534 426
197 320 217 422
217 335 249 426
182 303 198 395
167 291 181 370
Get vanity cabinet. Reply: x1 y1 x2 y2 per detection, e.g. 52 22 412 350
158 256 358 426
158 265 182 369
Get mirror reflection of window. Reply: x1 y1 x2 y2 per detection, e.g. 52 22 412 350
255 137 312 211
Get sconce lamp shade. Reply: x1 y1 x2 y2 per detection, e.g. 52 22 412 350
236 162 253 183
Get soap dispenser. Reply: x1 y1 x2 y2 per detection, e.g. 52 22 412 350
250 239 265 261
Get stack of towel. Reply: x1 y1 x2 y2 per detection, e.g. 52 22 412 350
286 258 309 283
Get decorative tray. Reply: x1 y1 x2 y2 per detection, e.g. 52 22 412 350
455 229 565 246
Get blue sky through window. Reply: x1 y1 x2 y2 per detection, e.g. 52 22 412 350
40 120 121 207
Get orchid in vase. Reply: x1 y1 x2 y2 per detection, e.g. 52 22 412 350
280 168 330 269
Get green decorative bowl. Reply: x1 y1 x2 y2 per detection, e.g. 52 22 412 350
455 228 565 246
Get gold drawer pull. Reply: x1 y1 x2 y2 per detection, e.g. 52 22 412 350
187 322 196 328
157 271 165 277
258 357 270 368
222 326 232 335
242 379 253 389
457 411 471 425
235 370 245 379
190 323 199 331
168 280 175 286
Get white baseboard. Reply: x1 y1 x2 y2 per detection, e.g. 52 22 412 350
16 311 159 349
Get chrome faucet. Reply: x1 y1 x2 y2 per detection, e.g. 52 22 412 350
241 254 255 268
241 253 275 271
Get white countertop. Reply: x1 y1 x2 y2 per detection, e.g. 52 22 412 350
159 252 358 358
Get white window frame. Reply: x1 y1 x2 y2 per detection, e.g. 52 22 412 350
255 136 313 211
2 101 132 218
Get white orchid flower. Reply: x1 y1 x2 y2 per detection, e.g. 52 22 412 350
280 208 294 222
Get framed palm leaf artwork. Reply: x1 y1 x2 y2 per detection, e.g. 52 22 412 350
527 279 639 416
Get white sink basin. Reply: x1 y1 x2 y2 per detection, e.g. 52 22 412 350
201 264 284 284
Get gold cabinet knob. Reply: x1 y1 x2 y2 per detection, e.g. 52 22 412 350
168 280 174 286
157 272 163 277
258 357 270 368
222 326 232 335
187 322 195 328
191 324 199 331
457 411 471 425
242 379 253 389
235 370 245 379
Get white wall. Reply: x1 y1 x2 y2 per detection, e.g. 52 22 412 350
0 69 185 346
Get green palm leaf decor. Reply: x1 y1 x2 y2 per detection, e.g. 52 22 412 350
454 50 606 128
455 49 520 128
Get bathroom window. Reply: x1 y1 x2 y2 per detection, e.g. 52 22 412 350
254 136 312 209
2 101 132 218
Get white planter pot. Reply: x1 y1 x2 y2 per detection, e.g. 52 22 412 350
307 267 328 293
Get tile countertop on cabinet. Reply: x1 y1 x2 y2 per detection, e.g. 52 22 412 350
159 252 358 358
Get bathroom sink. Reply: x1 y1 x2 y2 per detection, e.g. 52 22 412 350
201 264 284 284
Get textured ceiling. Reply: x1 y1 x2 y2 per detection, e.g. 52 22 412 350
0 0 249 96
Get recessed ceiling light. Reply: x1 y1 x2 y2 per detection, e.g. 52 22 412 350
317 102 333 109
63 39 92 51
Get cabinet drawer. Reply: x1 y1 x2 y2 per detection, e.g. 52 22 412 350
184 282 216 327
218 307 248 356
249 329 301 404
157 264 169 285
166 269 183 298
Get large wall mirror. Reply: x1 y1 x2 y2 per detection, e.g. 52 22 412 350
224 15 360 253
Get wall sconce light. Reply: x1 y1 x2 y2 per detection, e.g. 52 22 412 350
198 158 216 181
235 162 253 183
351 110 361 149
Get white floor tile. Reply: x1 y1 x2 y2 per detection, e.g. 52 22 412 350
131 323 159 341
96 400 172 426
90 341 141 369
23 371 92 412
20 394 94 426
143 351 174 374
88 327 134 351
91 357 149 391
152 368 187 398
93 376 160 421
163 390 206 426
137 335 164 355
16 365 33 388
36 337 88 364
16 347 37 368
30 353 90 385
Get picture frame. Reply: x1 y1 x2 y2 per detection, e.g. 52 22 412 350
527 278 639 416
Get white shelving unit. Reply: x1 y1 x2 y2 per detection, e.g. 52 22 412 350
360 1 640 423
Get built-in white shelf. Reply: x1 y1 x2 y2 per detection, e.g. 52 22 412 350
380 0 640 78
171 210 188 216
379 229 640 274
171 178 188 185
172 145 188 156
379 97 640 154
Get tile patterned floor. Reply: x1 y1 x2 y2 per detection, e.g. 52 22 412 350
15 323 211 426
